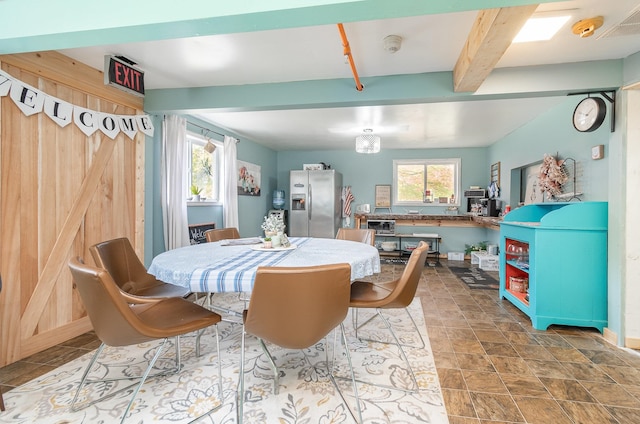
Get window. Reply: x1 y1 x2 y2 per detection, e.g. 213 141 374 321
393 158 460 206
187 132 223 203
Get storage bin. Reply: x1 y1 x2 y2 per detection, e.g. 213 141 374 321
509 276 529 293
479 254 499 271
447 252 464 261
470 251 488 264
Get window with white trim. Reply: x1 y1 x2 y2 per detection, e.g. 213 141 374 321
187 132 223 203
393 158 460 206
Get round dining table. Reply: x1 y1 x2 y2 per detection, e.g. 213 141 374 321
148 237 380 293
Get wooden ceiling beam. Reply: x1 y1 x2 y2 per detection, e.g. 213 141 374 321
453 4 539 93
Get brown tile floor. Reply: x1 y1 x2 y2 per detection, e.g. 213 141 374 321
2 260 640 423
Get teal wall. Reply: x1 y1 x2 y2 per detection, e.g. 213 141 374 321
488 96 611 208
144 117 278 265
144 101 615 263
277 147 490 253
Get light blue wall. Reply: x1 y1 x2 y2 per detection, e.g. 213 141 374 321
488 96 611 208
277 147 490 253
143 116 278 265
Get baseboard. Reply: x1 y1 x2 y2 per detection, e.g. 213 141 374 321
603 328 640 350
603 327 618 345
625 336 640 349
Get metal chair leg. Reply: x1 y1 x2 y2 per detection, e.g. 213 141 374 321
71 343 106 409
257 338 280 394
238 324 246 424
328 323 363 423
339 309 420 394
119 339 169 424
354 307 425 349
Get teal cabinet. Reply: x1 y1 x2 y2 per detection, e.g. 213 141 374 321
499 202 608 332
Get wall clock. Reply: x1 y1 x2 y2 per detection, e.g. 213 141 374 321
572 97 606 132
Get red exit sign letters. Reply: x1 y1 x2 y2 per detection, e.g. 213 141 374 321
104 56 145 97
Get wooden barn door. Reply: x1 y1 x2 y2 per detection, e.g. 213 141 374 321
0 52 145 366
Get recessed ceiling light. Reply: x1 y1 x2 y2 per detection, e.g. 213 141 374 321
513 15 571 43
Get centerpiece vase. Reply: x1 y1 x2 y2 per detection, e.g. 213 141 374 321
271 232 282 248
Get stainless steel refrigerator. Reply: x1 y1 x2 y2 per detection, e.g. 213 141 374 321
289 170 342 238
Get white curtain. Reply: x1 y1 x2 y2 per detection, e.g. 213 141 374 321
223 135 239 231
161 115 190 250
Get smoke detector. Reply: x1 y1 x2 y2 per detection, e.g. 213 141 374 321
572 16 604 38
383 35 402 53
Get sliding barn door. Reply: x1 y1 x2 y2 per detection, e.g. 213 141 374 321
0 52 145 366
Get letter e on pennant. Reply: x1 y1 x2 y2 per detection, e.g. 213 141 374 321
10 81 45 116
136 115 154 137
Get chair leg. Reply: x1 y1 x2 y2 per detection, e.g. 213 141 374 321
257 338 279 395
340 309 420 393
328 323 363 424
354 307 425 349
71 343 106 409
215 325 223 401
237 325 246 424
373 310 419 392
119 338 169 424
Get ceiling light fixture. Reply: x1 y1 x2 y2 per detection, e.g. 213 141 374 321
383 35 403 53
513 15 571 42
355 129 381 154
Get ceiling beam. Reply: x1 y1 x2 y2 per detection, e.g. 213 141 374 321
453 4 539 93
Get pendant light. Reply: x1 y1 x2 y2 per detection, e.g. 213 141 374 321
355 129 380 154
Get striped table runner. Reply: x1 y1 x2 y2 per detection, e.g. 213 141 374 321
189 237 311 293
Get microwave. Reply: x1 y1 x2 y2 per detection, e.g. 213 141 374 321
367 219 396 235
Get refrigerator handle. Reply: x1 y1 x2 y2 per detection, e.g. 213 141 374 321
308 184 312 220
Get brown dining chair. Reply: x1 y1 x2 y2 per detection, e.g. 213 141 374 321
90 237 191 302
204 227 240 242
345 240 429 392
335 228 376 246
237 264 362 423
68 258 223 424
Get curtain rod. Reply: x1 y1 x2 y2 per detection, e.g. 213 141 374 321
187 120 240 143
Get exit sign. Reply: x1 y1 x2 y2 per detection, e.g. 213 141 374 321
104 56 145 97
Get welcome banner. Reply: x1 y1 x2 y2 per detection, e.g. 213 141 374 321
0 69 154 139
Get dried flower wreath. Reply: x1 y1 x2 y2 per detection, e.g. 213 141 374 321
538 154 568 199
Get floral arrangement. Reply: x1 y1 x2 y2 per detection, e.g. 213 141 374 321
538 154 567 199
261 214 286 234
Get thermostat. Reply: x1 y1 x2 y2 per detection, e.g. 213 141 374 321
591 145 604 160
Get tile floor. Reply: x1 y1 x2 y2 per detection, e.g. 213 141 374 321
2 260 640 423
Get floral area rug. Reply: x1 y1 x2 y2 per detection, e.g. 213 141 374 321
1 293 449 424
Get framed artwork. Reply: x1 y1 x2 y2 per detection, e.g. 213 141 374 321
490 162 500 187
523 163 543 204
237 160 261 196
375 185 391 208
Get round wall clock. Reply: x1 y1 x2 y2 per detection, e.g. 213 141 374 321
572 97 606 132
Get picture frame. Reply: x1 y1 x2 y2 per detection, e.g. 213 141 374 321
375 184 391 208
490 162 500 187
237 160 261 196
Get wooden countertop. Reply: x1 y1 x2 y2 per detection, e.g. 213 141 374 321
355 213 502 230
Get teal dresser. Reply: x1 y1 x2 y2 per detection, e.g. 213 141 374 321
499 202 608 332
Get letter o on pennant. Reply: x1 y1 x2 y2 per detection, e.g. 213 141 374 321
98 113 120 139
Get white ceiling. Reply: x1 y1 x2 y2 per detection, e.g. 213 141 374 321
56 0 640 150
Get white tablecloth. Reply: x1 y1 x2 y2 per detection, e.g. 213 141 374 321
148 237 380 293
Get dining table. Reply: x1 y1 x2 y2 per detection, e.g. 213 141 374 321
148 237 381 294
